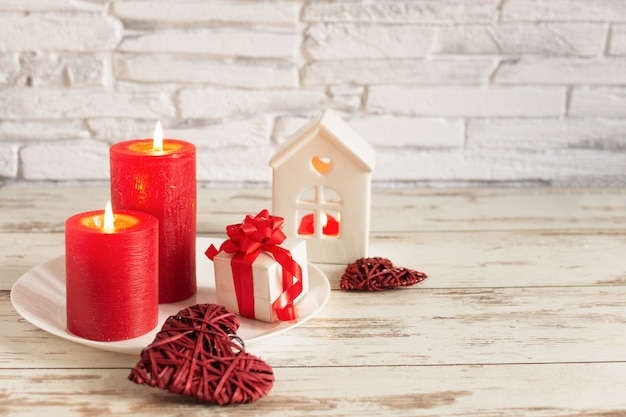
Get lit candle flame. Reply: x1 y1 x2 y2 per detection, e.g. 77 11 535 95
321 212 328 228
103 201 115 233
152 121 163 152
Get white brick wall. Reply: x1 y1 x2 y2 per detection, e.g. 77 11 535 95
1 0 625 187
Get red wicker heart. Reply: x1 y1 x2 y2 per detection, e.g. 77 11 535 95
340 257 428 291
129 304 274 405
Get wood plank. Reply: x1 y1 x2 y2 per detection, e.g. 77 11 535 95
0 186 110 232
254 286 626 367
2 186 626 233
367 229 626 288
371 187 626 232
1 364 625 416
0 186 270 234
0 233 65 290
4 229 626 291
3 286 626 369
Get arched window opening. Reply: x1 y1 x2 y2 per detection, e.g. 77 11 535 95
296 186 342 238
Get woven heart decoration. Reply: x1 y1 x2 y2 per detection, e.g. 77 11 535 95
340 257 428 291
129 304 274 405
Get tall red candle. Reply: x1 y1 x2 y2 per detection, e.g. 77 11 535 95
109 130 196 304
65 205 158 341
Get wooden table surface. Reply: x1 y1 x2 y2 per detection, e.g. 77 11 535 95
1 186 626 416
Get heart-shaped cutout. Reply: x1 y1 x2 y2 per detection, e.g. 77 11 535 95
340 257 428 291
129 304 274 405
311 156 333 175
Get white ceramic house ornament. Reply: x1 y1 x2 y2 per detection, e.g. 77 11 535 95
269 109 376 264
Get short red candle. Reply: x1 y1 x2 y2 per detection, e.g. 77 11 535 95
65 208 158 341
110 138 196 303
298 213 340 236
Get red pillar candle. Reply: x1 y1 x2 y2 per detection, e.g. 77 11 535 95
322 213 340 236
109 123 196 303
65 203 159 341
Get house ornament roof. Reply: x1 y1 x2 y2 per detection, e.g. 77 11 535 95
269 109 376 173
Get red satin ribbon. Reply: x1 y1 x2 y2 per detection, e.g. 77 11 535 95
206 210 303 321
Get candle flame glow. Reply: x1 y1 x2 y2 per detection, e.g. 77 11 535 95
103 201 115 233
321 212 328 228
152 121 163 152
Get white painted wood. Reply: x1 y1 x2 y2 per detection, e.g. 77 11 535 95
5 229 626 291
2 186 626 416
2 364 626 417
4 285 625 368
2 187 625 234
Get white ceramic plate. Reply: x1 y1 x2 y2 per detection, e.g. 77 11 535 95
10 237 331 355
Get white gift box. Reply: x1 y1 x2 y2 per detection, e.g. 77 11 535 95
212 238 309 322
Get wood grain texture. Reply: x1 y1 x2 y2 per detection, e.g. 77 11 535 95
5 230 626 291
2 187 625 234
2 365 626 417
1 186 626 416
3 285 625 368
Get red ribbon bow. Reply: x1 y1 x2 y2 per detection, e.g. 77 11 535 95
206 210 303 321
